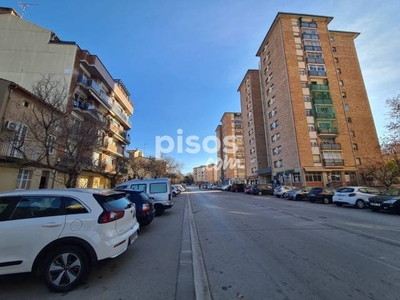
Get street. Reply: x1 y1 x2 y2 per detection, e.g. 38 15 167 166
1 187 400 300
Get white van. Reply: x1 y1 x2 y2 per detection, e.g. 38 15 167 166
115 178 173 216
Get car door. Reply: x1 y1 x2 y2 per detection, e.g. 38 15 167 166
0 195 66 274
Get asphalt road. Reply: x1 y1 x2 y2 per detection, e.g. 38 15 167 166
1 187 400 300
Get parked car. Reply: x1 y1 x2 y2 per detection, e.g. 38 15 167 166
244 185 252 194
222 185 232 191
122 190 156 226
171 185 181 196
250 184 274 195
115 178 173 216
173 184 185 192
332 186 381 209
231 183 246 192
273 186 294 198
369 188 400 212
287 186 312 201
0 189 140 292
308 187 336 204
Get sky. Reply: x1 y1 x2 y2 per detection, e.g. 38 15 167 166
3 0 400 174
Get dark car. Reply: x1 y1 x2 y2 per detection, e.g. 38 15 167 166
231 183 246 192
287 186 312 201
244 185 252 194
121 190 156 226
250 184 274 195
369 188 400 212
222 185 232 191
308 187 336 204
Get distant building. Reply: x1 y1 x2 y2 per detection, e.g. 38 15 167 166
253 12 381 187
238 70 269 184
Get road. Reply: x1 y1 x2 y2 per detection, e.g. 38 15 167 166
1 187 400 299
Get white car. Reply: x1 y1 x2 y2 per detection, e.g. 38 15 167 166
273 186 294 198
171 185 181 196
0 189 140 292
332 186 381 208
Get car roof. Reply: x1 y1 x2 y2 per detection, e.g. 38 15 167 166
0 188 126 197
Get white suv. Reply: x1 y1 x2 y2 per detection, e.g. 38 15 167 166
332 186 381 208
0 189 140 292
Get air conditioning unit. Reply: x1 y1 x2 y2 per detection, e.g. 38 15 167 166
4 121 17 131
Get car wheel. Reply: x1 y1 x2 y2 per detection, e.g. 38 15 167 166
258 191 262 196
323 198 330 204
43 246 89 293
335 203 343 207
355 200 365 209
155 204 165 216
295 195 302 201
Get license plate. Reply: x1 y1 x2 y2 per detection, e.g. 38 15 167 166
369 203 380 206
129 232 138 245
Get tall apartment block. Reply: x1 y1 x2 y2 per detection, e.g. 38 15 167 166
216 112 246 184
238 70 269 184
255 12 380 187
0 7 133 188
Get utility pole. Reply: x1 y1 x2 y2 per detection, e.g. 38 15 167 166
19 2 38 18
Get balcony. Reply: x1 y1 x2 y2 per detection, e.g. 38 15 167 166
77 76 102 95
72 100 105 123
309 84 329 91
323 159 344 167
321 143 342 150
317 127 338 137
304 46 322 51
306 58 325 64
308 70 327 77
312 98 332 105
314 111 335 119
302 34 320 40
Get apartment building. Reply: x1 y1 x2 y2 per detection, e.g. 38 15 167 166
215 124 224 181
216 112 246 184
238 70 269 184
193 165 206 183
255 12 381 187
0 7 133 188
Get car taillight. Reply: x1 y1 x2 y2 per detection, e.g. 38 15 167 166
142 203 150 213
98 210 125 224
348 193 356 197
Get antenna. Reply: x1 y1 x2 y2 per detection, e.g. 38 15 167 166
19 2 38 18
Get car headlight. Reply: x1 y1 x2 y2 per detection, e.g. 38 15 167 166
383 199 397 204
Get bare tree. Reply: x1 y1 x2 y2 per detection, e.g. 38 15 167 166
147 156 167 178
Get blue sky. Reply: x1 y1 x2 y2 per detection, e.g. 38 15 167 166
4 0 399 174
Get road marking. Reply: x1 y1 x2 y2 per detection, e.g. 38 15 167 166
188 193 213 300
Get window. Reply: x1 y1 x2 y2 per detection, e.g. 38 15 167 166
0 197 16 221
274 159 283 168
250 157 256 164
305 172 322 182
292 21 298 26
65 197 89 214
313 155 321 163
308 124 315 131
339 80 344 86
356 158 361 165
10 196 63 220
294 32 300 38
332 47 337 52
300 69 306 76
330 36 334 42
306 109 313 116
350 131 355 137
150 183 167 193
267 96 276 107
310 139 318 147
297 56 304 62
336 68 341 74
295 44 302 50
46 135 56 154
273 146 282 155
130 184 146 192
347 117 352 123
266 73 273 83
249 138 255 145
303 95 310 102
16 169 33 190
270 120 279 130
334 57 339 63
341 92 347 98
267 84 275 95
266 52 270 61
301 82 308 88
328 172 342 182
269 108 277 118
353 143 358 151
271 133 280 142
22 100 32 108
10 124 28 158
250 148 255 154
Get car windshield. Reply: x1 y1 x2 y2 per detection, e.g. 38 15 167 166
381 188 400 196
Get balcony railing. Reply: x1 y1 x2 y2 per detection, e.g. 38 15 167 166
312 98 332 105
323 159 344 167
309 84 329 91
77 76 102 95
321 143 342 150
306 58 325 64
304 46 322 51
302 34 320 40
308 70 327 77
314 111 335 119
317 127 338 135
300 22 317 28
